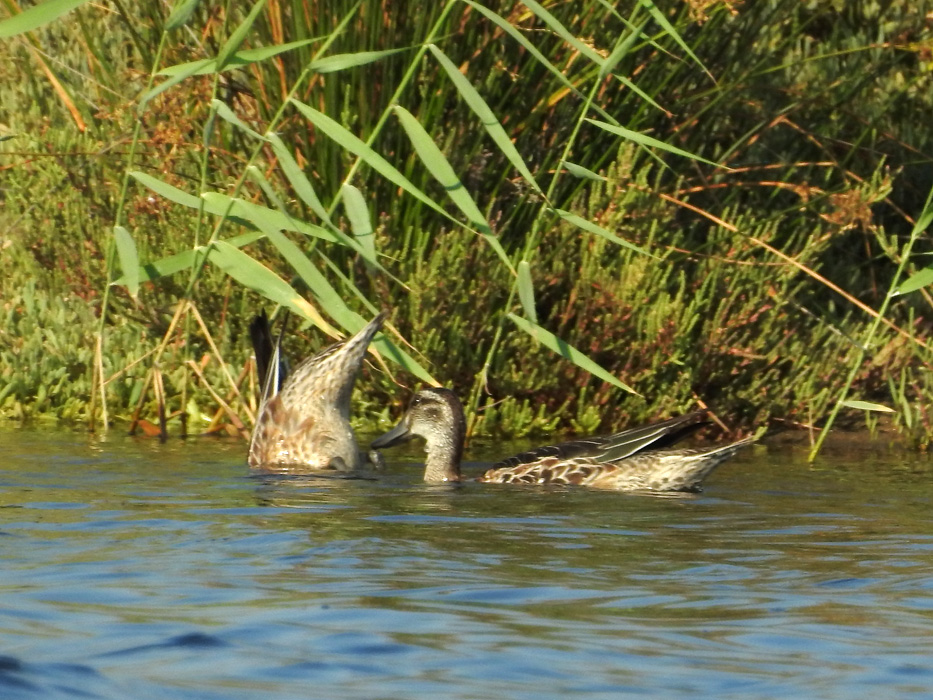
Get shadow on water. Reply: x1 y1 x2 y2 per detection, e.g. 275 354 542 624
1 427 933 699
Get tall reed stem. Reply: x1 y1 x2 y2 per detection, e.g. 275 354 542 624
808 183 933 460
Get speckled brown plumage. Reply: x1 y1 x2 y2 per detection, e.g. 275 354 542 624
371 388 757 492
477 439 756 491
248 311 387 473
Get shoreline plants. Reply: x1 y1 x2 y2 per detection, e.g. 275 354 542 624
2 0 933 456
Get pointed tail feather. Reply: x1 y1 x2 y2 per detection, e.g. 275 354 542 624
661 435 757 491
249 310 288 405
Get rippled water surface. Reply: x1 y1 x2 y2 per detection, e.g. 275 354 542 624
2 428 933 699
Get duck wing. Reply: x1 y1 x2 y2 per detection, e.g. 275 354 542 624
482 434 756 492
492 410 708 469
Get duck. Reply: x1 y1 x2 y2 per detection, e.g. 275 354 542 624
247 310 387 474
371 387 756 491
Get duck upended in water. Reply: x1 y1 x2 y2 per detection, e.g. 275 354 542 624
248 311 387 474
371 388 756 491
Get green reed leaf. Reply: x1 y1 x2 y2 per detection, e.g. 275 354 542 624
520 0 604 66
155 58 212 78
219 210 435 384
392 105 483 225
517 261 537 324
236 206 356 323
158 38 320 76
463 1 575 91
139 61 205 111
639 0 712 80
207 240 312 317
207 238 348 339
840 400 895 413
554 209 656 258
584 118 721 167
112 226 139 298
561 161 605 181
130 171 368 254
291 99 448 216
912 194 933 235
894 266 933 295
369 335 438 386
0 0 89 38
894 204 933 294
461 1 624 123
211 98 262 139
392 105 515 275
311 48 409 73
216 0 267 71
165 0 199 31
508 313 638 394
598 22 667 112
265 132 332 225
610 73 667 114
111 233 262 286
200 192 335 241
129 171 201 208
203 190 378 265
341 184 376 262
427 44 542 195
599 23 641 79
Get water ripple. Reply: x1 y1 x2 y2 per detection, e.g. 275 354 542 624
2 430 933 698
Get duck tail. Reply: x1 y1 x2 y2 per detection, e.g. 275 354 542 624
671 435 758 491
249 310 289 404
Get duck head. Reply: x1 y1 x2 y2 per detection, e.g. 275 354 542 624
371 387 466 483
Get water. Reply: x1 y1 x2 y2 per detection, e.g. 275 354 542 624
1 428 933 699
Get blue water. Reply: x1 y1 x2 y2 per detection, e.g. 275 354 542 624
1 428 932 698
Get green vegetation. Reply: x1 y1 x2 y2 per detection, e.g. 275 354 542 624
2 0 933 454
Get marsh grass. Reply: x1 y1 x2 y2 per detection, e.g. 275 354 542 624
2 0 933 452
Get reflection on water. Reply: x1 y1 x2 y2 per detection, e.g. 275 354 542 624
1 428 933 699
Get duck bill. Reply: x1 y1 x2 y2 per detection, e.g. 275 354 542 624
371 418 413 449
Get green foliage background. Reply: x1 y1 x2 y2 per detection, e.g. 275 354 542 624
2 0 933 449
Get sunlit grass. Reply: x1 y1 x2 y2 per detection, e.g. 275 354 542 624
1 0 932 453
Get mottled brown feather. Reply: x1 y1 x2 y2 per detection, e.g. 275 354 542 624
373 389 758 492
248 311 387 474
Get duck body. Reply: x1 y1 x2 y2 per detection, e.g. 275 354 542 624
477 438 756 491
248 311 387 474
371 388 756 492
